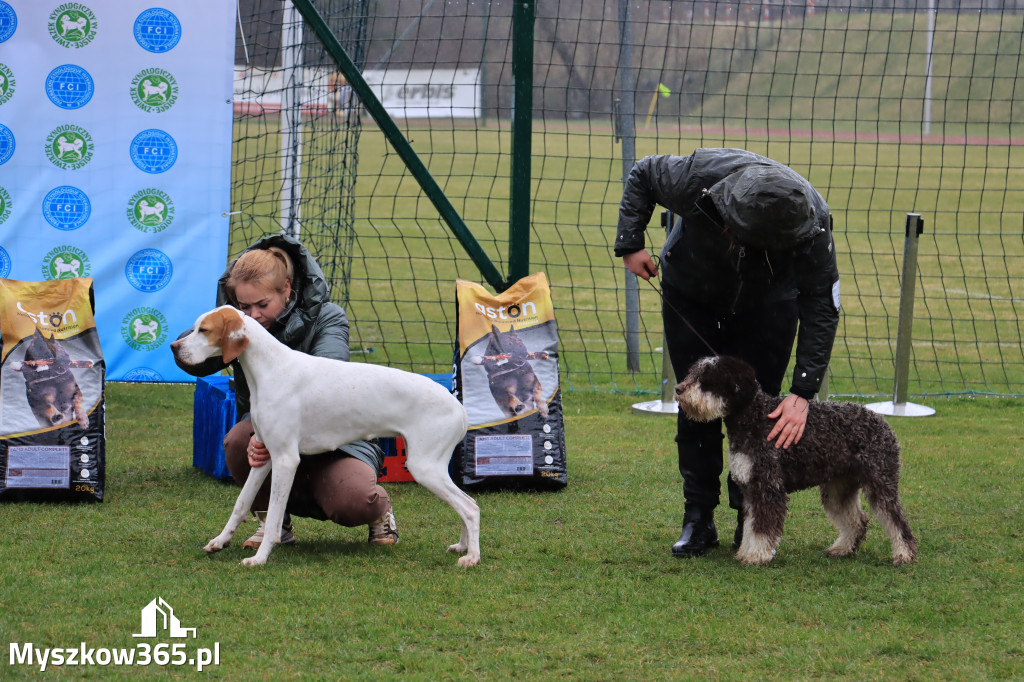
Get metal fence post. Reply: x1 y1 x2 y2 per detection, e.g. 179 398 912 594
632 210 678 416
866 213 935 417
280 1 303 238
616 0 639 372
507 0 534 288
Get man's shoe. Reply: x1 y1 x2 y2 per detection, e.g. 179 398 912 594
671 507 719 557
368 505 399 545
242 511 296 550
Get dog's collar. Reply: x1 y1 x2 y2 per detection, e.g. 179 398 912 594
486 358 530 377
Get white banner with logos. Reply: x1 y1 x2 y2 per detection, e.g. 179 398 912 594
364 68 480 119
0 0 234 381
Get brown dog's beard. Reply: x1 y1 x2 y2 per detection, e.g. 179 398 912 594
675 382 726 422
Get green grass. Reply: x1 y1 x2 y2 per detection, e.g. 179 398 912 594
1 384 1021 679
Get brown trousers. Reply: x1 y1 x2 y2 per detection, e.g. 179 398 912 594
223 419 390 527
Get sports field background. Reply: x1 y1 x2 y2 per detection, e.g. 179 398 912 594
231 1 1024 397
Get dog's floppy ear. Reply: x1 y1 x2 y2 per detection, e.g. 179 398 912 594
708 356 759 407
729 357 759 406
214 309 250 363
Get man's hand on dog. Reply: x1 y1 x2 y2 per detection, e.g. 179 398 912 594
248 437 270 467
767 394 809 450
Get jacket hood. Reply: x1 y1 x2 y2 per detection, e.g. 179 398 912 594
706 163 819 250
217 233 332 347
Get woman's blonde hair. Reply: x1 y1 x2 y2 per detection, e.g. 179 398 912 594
225 246 294 300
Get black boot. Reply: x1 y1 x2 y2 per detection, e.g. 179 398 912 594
671 507 719 557
732 507 744 550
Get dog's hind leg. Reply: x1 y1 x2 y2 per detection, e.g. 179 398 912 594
403 433 481 567
205 460 272 555
243 449 300 567
820 477 868 558
863 478 918 566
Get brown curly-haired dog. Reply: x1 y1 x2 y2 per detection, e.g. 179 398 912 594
674 355 918 567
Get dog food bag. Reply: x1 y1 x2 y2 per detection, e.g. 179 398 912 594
453 273 567 490
0 278 106 502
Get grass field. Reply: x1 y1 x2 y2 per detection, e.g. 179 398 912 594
1 383 1021 679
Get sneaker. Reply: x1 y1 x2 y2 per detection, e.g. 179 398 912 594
368 505 399 545
242 511 295 550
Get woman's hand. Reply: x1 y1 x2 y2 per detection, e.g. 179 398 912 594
623 250 659 281
247 436 270 467
766 394 809 450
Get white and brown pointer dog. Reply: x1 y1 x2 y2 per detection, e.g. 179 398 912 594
171 306 480 567
675 355 917 567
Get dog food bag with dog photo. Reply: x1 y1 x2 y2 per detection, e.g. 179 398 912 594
0 278 106 502
453 273 567 490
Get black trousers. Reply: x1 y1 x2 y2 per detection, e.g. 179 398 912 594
662 282 799 512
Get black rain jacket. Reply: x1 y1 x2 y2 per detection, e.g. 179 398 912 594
615 148 840 399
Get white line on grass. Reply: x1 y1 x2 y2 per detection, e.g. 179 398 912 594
946 288 1024 304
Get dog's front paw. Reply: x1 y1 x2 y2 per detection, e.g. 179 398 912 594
203 537 229 553
735 545 776 566
241 555 267 567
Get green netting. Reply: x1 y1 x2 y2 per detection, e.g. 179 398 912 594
233 0 1024 397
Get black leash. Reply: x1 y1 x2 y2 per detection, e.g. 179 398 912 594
640 255 720 357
